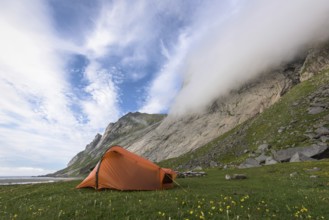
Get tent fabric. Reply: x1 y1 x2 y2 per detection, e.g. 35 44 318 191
76 145 177 190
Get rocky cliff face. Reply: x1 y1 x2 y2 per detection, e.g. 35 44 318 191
127 45 329 163
55 43 329 177
126 60 303 161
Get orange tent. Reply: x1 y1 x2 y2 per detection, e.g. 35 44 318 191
76 145 177 190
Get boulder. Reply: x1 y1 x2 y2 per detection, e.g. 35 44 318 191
209 161 218 168
256 144 270 153
232 174 247 180
265 156 278 165
308 107 325 115
193 166 203 171
255 153 268 164
320 136 329 142
275 147 304 162
238 158 260 169
289 152 316 162
301 144 328 158
274 144 328 162
315 127 329 136
225 174 247 180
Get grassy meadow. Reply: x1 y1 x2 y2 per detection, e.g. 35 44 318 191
1 161 329 220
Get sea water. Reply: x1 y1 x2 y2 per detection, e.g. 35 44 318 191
0 176 69 185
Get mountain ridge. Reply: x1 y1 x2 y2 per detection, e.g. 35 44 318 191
53 43 329 177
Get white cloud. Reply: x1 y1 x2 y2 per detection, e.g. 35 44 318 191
81 62 120 129
0 1 120 176
139 33 189 113
169 0 329 115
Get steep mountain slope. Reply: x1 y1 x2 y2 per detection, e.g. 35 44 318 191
130 45 329 163
52 112 165 176
160 47 329 169
55 43 329 177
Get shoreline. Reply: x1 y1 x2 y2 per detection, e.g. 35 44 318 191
0 177 80 186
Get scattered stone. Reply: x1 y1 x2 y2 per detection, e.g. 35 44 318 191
209 161 218 168
255 153 267 164
256 144 270 153
289 152 316 162
278 127 285 133
232 174 247 180
265 156 278 165
193 166 203 171
243 149 249 154
238 158 260 169
274 144 328 162
302 144 328 158
290 172 298 177
308 107 325 115
310 102 327 108
223 165 228 169
304 133 316 140
310 175 319 179
315 127 329 136
225 174 247 180
320 136 329 142
177 171 207 178
225 174 231 180
300 71 314 82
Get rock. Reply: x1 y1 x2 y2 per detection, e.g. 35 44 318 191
255 153 268 164
193 166 203 171
304 133 316 140
243 149 249 154
274 144 328 162
310 175 318 179
300 71 314 82
265 156 278 165
232 174 247 179
320 136 329 142
310 102 327 108
308 107 325 115
178 171 207 178
225 174 247 180
275 147 303 162
315 127 329 136
256 144 270 153
278 127 285 133
290 172 298 177
289 152 316 162
301 144 328 158
209 161 218 168
238 158 260 169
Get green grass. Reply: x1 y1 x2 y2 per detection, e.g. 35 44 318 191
1 161 329 219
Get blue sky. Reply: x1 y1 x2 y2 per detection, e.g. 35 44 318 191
0 0 234 175
1 0 329 176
